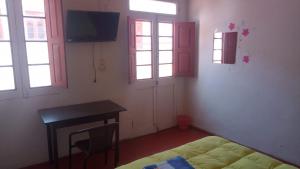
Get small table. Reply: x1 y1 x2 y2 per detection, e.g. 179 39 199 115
39 100 126 168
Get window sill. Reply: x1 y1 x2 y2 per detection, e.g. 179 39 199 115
0 86 66 102
0 90 21 101
22 86 66 98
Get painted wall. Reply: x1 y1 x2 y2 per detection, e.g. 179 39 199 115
0 0 188 168
187 0 300 166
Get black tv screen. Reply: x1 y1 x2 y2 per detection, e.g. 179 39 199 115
66 10 120 42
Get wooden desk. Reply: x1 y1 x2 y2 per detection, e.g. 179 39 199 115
39 100 126 168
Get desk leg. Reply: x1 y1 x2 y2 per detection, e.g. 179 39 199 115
47 126 53 163
115 114 120 167
52 127 59 169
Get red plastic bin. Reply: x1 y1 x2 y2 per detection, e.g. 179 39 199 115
177 115 191 130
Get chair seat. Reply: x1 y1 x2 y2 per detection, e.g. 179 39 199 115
75 140 90 155
75 139 112 155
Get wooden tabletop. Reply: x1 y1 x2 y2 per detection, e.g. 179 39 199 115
39 100 126 125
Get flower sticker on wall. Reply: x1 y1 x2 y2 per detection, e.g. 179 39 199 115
242 28 250 37
243 56 250 64
228 22 236 31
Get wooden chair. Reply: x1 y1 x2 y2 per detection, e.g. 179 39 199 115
68 123 118 169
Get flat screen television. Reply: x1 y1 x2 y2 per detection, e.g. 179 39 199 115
66 10 120 42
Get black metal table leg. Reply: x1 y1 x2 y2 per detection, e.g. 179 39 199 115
115 115 120 167
52 127 59 168
47 125 53 163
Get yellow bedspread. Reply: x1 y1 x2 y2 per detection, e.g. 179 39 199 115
116 136 297 169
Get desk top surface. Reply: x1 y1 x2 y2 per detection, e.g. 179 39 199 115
39 100 126 125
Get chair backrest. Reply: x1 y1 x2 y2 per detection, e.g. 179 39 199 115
88 123 118 154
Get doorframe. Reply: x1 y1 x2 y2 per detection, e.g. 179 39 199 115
128 12 177 132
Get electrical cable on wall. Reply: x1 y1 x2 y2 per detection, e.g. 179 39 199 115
92 43 97 83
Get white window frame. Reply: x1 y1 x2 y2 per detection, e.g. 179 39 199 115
213 32 223 64
157 21 174 78
129 0 178 16
0 0 63 100
129 10 176 87
0 0 22 100
135 19 154 80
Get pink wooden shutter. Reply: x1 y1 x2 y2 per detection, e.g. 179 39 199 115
45 0 67 88
128 17 136 83
173 22 196 77
222 32 237 64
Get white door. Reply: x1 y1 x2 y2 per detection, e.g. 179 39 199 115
129 14 177 137
155 18 177 131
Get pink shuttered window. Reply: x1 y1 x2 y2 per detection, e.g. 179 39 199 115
45 0 67 88
128 19 196 82
223 32 237 64
213 32 237 64
173 22 196 77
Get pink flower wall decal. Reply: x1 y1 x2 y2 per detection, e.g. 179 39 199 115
242 28 250 37
229 23 235 31
243 56 250 64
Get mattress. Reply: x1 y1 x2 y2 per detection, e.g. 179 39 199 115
116 136 297 169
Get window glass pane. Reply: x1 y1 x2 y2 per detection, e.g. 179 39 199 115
136 36 151 50
159 51 172 64
26 22 34 39
136 21 151 36
0 16 10 40
214 39 222 50
0 0 7 15
159 37 172 50
136 65 152 80
213 50 222 61
26 42 49 64
28 65 51 88
22 0 45 17
159 23 173 36
37 23 46 39
23 18 47 41
0 42 12 66
129 0 177 15
213 60 222 64
0 67 15 91
136 51 151 65
159 64 172 77
214 32 223 38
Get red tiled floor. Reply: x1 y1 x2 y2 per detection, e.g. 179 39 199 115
22 127 210 169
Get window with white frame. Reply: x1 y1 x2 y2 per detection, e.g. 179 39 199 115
129 0 177 15
129 18 196 82
0 0 66 95
22 0 52 88
213 32 223 64
158 22 173 77
129 19 174 81
135 20 153 80
0 0 15 91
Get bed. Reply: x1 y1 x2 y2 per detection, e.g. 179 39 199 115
116 136 297 169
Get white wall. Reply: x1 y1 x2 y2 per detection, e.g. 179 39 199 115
0 0 188 168
187 0 300 166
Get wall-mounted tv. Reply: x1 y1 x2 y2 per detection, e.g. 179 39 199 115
66 10 120 42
